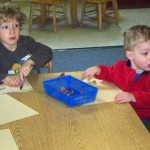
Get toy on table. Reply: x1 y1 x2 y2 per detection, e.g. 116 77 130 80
83 78 102 87
60 87 75 96
58 72 65 77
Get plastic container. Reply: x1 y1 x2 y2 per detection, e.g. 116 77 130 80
43 75 98 107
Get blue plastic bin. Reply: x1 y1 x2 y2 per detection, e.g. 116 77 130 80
43 75 98 107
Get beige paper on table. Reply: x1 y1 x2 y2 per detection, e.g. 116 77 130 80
0 129 19 150
0 79 33 94
0 94 39 125
84 79 122 105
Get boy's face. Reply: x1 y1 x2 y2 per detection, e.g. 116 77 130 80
126 40 150 71
0 18 20 49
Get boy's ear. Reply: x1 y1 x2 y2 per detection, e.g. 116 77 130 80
126 50 133 60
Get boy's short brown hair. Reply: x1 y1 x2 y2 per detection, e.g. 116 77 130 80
123 25 150 51
0 2 26 26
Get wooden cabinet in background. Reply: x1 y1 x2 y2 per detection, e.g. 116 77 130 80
117 0 150 9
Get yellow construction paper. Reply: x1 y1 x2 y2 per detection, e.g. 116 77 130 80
0 94 38 125
0 79 33 94
83 79 122 105
0 129 19 150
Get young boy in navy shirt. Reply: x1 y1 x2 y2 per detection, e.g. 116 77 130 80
0 2 53 86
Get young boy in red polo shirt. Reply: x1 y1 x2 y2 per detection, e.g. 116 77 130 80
82 25 150 132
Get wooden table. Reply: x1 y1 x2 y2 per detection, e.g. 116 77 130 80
0 72 150 150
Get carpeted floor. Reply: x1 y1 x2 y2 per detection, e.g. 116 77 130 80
52 46 126 72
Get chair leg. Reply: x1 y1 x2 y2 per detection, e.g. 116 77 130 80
29 3 34 30
48 60 53 73
80 1 86 27
97 3 102 31
52 5 57 32
43 60 53 73
112 0 119 26
40 4 46 27
62 3 68 26
46 60 53 73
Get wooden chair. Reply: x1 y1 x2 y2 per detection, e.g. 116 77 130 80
31 60 53 74
80 0 119 30
44 60 53 73
29 0 68 32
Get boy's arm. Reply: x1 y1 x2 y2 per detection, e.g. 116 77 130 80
0 73 7 83
94 65 115 82
94 60 126 83
26 36 53 67
132 91 150 107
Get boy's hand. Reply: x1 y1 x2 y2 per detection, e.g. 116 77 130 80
114 92 136 103
2 76 22 86
82 66 100 80
20 59 34 81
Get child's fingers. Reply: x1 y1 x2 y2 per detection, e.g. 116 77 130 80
114 92 130 103
114 99 128 104
81 72 88 80
8 78 21 86
82 69 94 78
20 66 30 77
81 72 92 80
20 72 24 82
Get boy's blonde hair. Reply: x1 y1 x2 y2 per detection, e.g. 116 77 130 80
123 25 150 51
0 2 26 26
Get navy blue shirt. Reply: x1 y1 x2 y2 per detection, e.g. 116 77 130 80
0 35 53 81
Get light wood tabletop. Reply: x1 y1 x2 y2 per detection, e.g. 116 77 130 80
0 72 150 150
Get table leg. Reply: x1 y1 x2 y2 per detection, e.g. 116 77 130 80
70 0 77 28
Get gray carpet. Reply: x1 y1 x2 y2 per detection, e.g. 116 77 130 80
52 46 127 73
